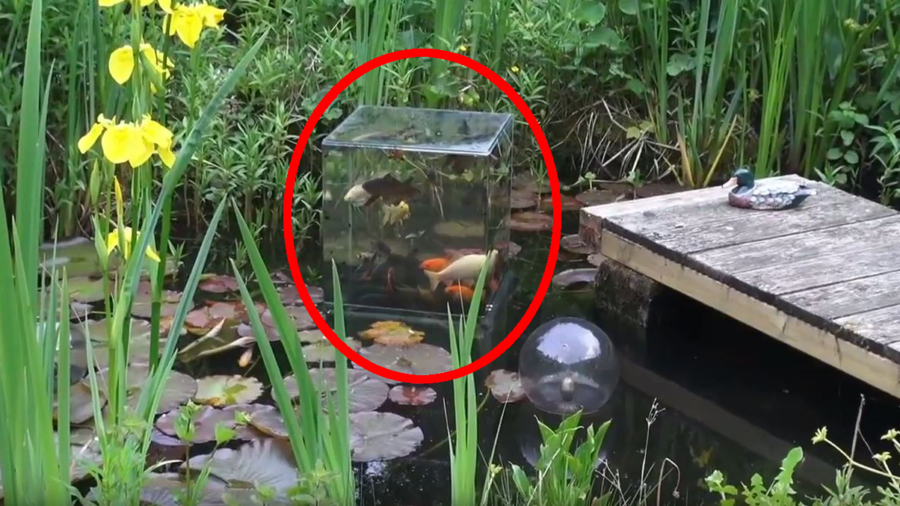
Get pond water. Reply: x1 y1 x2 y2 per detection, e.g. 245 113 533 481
53 194 900 504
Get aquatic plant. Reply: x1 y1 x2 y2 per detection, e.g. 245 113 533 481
231 207 354 504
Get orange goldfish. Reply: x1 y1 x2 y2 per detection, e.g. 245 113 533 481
419 257 451 272
445 284 475 302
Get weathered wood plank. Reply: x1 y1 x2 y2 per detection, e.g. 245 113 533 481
836 305 900 350
693 215 900 275
781 269 900 320
737 244 900 296
605 181 893 254
600 230 900 397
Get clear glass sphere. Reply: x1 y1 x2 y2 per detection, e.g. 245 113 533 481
518 317 619 415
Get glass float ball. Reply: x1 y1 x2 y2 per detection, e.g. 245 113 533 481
518 317 619 415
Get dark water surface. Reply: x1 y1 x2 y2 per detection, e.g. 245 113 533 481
176 206 900 506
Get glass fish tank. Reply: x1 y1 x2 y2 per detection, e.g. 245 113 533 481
321 106 514 321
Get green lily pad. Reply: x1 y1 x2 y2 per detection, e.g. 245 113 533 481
198 274 239 294
67 276 107 304
40 237 102 278
155 404 265 444
349 412 424 462
184 439 300 497
195 375 264 406
277 283 324 305
134 472 227 506
55 381 102 425
90 364 197 415
132 282 184 319
284 368 388 413
357 343 453 377
246 404 288 439
301 338 362 363
73 318 152 343
485 369 526 403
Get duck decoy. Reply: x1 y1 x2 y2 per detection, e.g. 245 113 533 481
722 168 817 210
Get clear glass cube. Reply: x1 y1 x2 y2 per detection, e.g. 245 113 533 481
321 106 514 319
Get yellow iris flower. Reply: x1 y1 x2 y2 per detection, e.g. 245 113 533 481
78 114 176 169
106 177 161 262
108 42 174 86
164 2 226 48
99 0 172 11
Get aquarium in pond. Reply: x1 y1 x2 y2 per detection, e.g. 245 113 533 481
321 106 514 318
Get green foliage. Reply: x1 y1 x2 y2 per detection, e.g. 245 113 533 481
510 411 611 506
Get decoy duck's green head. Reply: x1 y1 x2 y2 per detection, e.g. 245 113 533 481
723 167 754 190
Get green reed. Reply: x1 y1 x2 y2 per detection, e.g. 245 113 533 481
232 206 354 504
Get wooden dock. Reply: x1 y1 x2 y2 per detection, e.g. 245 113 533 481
580 175 900 398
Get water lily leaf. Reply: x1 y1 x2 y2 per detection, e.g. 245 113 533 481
575 1 606 25
91 364 197 415
434 220 485 238
40 237 102 278
486 369 526 403
389 385 437 406
552 268 598 289
67 276 106 304
136 472 228 506
350 412 424 462
156 404 265 443
199 274 239 294
619 0 638 15
575 189 619 207
507 212 553 232
560 234 593 255
73 318 152 343
277 283 324 305
587 252 605 267
510 189 539 209
284 368 388 413
195 375 264 406
185 301 249 334
55 382 100 425
540 195 582 212
246 404 288 439
132 281 183 319
298 329 326 343
358 320 425 345
358 343 453 377
301 338 362 363
185 439 300 496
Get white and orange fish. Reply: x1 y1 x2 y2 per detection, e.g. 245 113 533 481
424 250 499 291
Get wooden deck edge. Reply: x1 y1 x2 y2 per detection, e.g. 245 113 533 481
601 231 900 399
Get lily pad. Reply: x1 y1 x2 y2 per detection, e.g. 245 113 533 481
246 405 288 439
91 364 196 415
285 368 388 413
350 412 424 462
389 385 437 406
434 220 485 238
195 375 264 406
508 212 553 232
358 343 454 377
132 282 183 319
541 194 582 212
55 382 101 425
67 276 107 304
510 189 539 209
277 283 324 305
185 439 300 496
40 237 102 278
73 318 152 343
135 472 228 506
156 404 264 444
552 268 598 289
302 338 362 363
358 320 425 345
198 274 240 294
512 173 541 193
587 252 605 267
485 369 526 403
560 234 593 255
576 188 620 207
185 301 247 334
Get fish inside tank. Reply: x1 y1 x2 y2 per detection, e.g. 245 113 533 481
321 106 514 320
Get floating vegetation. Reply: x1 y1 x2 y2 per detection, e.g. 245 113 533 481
349 412 424 462
358 320 425 345
185 301 252 334
285 368 388 413
198 273 240 293
134 472 227 506
560 234 593 255
388 385 437 406
552 268 598 289
66 276 106 304
184 439 300 497
277 283 324 305
73 318 152 343
575 188 620 207
246 404 288 439
541 194 582 212
510 189 539 209
56 382 98 425
194 375 264 406
358 343 454 377
301 338 362 363
132 282 184 319
587 252 604 267
486 369 526 403
508 211 553 232
434 220 485 238
156 404 263 444
95 364 197 415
